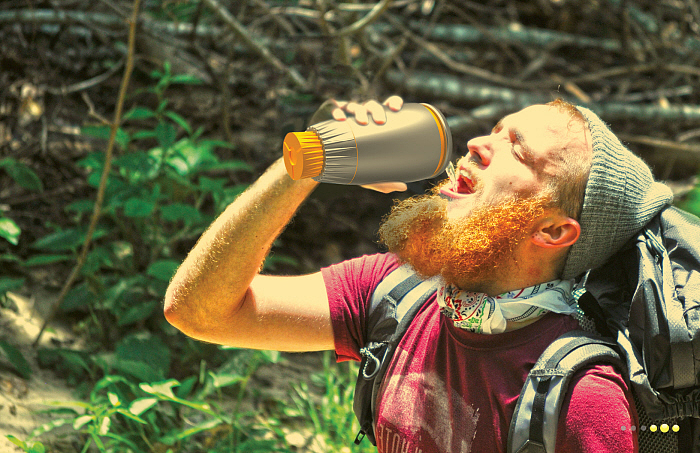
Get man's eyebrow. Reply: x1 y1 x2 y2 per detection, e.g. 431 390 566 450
491 119 503 133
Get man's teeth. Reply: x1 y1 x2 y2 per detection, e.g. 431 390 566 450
446 162 457 186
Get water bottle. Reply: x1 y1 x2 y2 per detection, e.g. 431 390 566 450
282 103 453 185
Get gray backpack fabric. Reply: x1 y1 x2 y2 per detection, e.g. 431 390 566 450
352 264 439 445
507 330 625 453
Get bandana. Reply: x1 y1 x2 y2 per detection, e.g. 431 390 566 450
436 279 576 334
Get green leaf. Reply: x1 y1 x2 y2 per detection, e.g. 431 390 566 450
31 227 108 252
209 372 244 389
65 199 95 214
115 407 148 424
6 436 45 453
0 277 24 295
146 260 179 282
28 418 73 443
98 416 111 435
0 339 32 379
29 442 47 453
175 418 223 440
128 398 158 416
117 301 158 326
23 254 72 267
123 197 155 218
122 106 156 121
198 176 227 194
199 159 253 173
0 253 21 264
81 125 130 150
198 139 235 150
0 216 21 245
73 414 94 430
101 276 142 308
31 228 82 252
132 130 157 141
678 187 700 218
6 436 27 449
60 282 94 312
169 74 203 85
140 380 179 399
0 159 43 192
160 203 203 224
140 379 216 413
156 99 169 114
82 246 113 275
6 435 26 448
164 111 192 134
114 152 159 181
37 348 93 379
174 375 197 398
115 333 171 382
110 359 162 383
155 121 177 151
108 392 120 407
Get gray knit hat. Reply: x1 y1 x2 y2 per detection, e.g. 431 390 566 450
561 106 674 280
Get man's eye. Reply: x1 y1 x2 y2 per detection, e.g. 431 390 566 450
512 143 523 160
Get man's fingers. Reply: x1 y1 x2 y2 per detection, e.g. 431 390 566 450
383 95 404 112
331 100 348 121
346 102 369 125
365 100 387 124
329 97 403 125
332 108 347 121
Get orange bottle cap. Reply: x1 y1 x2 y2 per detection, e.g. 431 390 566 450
283 131 324 180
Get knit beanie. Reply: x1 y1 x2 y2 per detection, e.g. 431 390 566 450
561 106 674 280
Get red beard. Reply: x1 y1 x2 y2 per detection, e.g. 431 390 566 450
377 185 551 290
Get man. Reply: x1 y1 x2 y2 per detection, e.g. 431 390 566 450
164 97 673 452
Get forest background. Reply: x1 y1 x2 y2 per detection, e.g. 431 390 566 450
1 0 700 451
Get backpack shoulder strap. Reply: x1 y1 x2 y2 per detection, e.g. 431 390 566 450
508 330 625 453
353 263 439 445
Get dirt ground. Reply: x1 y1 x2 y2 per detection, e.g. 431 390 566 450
0 289 80 451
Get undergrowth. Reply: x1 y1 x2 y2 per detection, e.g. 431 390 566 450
0 59 367 452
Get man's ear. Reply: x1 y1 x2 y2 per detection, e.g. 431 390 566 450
531 216 580 249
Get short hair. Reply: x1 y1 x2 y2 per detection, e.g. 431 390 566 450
544 99 592 220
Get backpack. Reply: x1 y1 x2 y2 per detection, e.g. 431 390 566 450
353 206 700 452
352 263 439 445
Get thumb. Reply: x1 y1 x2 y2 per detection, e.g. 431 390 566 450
361 182 408 193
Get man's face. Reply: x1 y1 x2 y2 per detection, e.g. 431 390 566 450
438 104 589 219
378 104 590 291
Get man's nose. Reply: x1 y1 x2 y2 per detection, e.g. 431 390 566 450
466 135 492 167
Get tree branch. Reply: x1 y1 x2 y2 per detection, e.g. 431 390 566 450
33 0 142 347
201 0 308 89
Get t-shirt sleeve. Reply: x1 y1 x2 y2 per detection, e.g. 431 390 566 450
556 364 639 452
321 253 401 362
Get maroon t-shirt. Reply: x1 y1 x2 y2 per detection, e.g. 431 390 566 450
322 253 638 453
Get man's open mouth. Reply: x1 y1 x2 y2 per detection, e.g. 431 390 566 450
440 164 476 198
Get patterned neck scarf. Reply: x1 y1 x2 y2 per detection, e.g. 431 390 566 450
436 279 576 334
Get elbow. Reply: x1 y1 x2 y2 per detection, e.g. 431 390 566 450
163 278 248 343
163 280 193 333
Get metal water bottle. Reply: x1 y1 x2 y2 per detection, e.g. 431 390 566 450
282 103 453 185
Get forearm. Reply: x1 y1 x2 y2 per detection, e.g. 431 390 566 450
164 157 319 333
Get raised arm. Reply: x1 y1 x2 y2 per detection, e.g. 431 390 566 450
164 97 404 352
163 157 332 351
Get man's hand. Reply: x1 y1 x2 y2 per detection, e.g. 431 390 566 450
329 96 407 193
330 95 404 125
